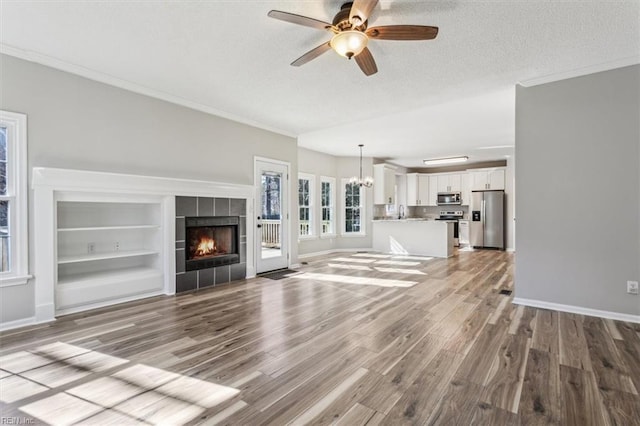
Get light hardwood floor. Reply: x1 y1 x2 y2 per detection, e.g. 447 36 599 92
1 250 639 425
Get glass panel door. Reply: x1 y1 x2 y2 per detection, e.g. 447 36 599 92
255 160 289 273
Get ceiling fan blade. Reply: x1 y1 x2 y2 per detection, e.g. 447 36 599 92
268 10 334 31
366 25 439 40
291 42 332 67
349 0 379 26
354 47 378 76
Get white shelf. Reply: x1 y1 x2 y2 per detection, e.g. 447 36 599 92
56 267 163 312
57 266 161 286
52 195 166 315
58 249 159 264
58 225 160 232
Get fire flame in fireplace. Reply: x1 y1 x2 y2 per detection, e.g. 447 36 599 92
195 238 216 256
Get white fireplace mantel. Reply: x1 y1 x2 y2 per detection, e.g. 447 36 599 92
32 167 255 323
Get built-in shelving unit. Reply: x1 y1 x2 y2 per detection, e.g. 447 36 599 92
55 198 165 314
32 166 255 325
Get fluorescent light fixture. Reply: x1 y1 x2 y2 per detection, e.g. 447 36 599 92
423 156 469 166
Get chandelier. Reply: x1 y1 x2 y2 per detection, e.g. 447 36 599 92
349 144 373 188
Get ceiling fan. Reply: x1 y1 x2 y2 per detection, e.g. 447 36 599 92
268 0 438 76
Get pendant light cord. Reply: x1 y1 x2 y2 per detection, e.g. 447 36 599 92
359 144 364 183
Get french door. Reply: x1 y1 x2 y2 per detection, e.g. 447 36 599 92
255 158 289 273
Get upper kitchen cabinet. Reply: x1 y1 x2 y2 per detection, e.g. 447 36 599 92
437 173 462 193
373 164 397 205
461 173 470 205
406 173 430 206
470 168 505 191
428 175 438 206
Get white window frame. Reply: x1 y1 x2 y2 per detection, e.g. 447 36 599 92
341 178 366 236
298 173 315 240
0 110 30 287
320 176 336 238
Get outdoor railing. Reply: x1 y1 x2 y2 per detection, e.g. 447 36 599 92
298 220 332 237
321 221 332 234
262 219 280 248
261 220 334 246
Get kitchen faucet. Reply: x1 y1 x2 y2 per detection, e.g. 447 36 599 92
398 204 405 219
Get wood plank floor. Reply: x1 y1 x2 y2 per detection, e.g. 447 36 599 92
1 250 639 425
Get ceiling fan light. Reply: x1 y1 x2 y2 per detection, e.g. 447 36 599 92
423 156 469 166
330 30 368 58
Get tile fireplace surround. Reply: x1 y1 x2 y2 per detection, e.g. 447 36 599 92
175 196 247 293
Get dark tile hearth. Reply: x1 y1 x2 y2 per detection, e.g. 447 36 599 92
175 196 246 294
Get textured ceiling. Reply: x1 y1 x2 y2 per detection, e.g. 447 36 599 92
1 1 639 167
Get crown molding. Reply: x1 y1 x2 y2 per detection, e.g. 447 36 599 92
0 43 296 138
518 56 640 87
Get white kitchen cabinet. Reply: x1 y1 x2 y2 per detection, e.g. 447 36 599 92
406 173 430 206
437 173 462 193
459 220 470 245
461 173 470 205
470 168 505 191
428 175 438 206
373 164 397 205
488 169 505 190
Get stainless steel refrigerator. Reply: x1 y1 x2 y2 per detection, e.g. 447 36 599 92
470 190 504 249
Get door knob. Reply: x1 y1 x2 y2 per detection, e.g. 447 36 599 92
257 224 262 228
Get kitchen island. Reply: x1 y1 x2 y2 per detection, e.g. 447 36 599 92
372 219 454 258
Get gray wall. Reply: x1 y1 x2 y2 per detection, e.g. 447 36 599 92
0 54 297 324
515 65 639 316
297 148 339 256
297 148 374 256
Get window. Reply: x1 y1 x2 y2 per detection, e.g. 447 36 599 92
261 172 282 220
0 111 30 286
342 180 365 235
298 174 314 238
320 177 335 236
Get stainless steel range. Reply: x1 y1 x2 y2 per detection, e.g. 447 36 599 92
435 210 464 247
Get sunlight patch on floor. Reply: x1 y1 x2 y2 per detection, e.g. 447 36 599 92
327 263 372 271
374 260 421 266
330 257 377 264
375 267 426 275
295 272 417 288
391 255 434 261
0 342 240 425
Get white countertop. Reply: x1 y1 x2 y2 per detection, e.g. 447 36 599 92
372 218 434 222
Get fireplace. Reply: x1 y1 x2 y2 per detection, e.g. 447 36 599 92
185 216 240 271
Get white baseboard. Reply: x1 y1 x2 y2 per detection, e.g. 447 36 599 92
297 248 375 260
0 316 37 332
246 265 256 279
513 297 640 324
35 303 56 324
506 248 515 253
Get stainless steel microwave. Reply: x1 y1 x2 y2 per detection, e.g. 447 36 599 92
437 192 462 205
